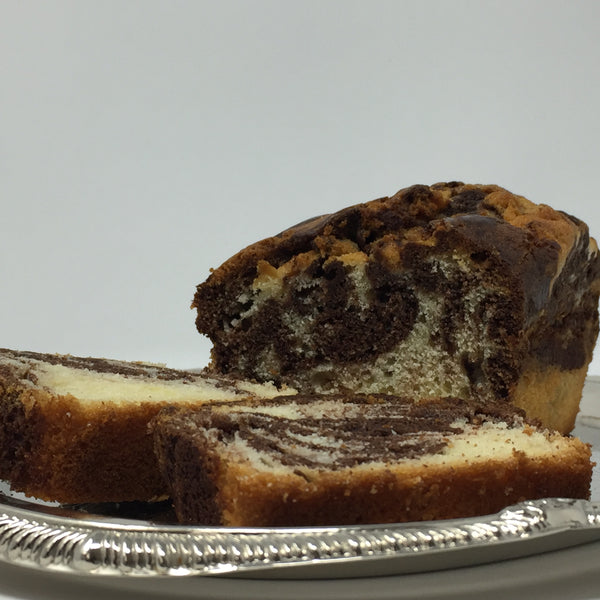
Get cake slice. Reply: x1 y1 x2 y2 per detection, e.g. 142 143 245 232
193 182 600 433
152 394 593 527
0 348 293 504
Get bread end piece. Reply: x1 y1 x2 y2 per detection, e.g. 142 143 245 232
0 348 293 503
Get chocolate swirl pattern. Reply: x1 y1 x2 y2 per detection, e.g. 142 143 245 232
193 182 600 434
152 395 592 527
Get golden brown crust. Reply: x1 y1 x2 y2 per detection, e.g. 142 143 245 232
511 362 588 433
0 348 289 503
215 450 592 527
197 182 592 288
0 381 175 503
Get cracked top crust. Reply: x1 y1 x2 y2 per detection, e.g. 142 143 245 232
194 182 599 322
197 182 595 281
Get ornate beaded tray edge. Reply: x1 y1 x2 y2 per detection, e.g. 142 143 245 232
1 495 600 580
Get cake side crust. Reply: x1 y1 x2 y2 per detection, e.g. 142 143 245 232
0 348 294 503
211 447 592 527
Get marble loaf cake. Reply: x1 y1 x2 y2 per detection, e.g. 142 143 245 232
0 348 293 503
152 394 593 526
193 182 600 433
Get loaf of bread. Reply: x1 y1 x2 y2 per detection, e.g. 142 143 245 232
0 348 293 503
152 394 593 526
193 182 600 433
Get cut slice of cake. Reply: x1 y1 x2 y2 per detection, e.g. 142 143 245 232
192 182 600 433
0 348 294 504
152 394 593 527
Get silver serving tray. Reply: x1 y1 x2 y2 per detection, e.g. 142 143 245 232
0 378 599 581
2 493 600 580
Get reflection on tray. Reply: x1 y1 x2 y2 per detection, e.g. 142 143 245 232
62 498 177 523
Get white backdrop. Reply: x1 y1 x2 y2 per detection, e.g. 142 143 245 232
2 0 600 373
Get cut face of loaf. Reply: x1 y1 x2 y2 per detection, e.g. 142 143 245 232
152 394 593 527
193 182 600 433
0 348 294 503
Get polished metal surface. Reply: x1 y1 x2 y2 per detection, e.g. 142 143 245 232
1 493 600 579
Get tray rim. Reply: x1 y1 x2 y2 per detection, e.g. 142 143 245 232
1 492 600 579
